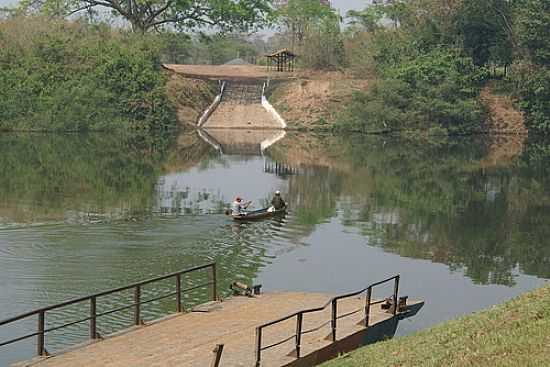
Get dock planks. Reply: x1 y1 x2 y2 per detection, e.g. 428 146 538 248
16 292 404 367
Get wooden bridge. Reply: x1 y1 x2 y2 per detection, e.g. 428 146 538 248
1 264 423 367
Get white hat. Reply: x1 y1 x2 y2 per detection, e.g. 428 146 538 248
275 190 281 195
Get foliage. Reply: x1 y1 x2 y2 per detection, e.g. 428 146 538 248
510 0 550 134
0 17 175 131
513 64 550 134
159 32 262 65
515 0 550 67
20 0 273 33
346 6 384 33
274 0 343 69
454 0 514 66
336 49 487 133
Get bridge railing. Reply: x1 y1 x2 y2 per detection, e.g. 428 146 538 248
0 263 217 358
254 275 399 366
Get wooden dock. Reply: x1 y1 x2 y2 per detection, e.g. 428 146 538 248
15 292 422 367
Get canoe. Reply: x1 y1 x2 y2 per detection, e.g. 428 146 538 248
231 207 286 221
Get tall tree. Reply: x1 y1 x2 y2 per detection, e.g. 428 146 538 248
515 0 550 66
20 0 273 33
455 0 514 66
276 0 334 50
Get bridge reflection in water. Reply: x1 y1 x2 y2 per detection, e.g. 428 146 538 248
197 128 300 177
197 128 286 156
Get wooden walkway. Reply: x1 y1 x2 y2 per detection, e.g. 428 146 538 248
16 292 409 367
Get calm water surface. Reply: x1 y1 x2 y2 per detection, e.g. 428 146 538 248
1 131 549 365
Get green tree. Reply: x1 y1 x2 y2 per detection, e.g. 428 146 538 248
455 0 514 67
276 0 335 50
515 0 550 66
20 0 273 33
512 0 550 133
346 5 384 33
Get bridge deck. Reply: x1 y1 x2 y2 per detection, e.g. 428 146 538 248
17 292 401 367
163 64 294 81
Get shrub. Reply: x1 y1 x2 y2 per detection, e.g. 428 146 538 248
335 49 487 133
513 63 550 134
0 17 175 131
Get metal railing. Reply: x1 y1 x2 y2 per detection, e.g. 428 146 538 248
0 263 217 357
254 275 399 366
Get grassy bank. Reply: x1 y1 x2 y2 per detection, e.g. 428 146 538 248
322 285 550 367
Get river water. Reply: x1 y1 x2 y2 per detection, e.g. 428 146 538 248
0 131 549 365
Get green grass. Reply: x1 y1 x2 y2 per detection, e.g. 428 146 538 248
322 285 550 367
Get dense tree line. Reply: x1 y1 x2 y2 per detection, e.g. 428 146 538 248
0 18 177 131
272 0 549 134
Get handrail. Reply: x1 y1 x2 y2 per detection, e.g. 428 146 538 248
0 263 217 358
254 274 399 366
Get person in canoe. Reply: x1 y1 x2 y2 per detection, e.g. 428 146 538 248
231 196 251 216
270 191 286 211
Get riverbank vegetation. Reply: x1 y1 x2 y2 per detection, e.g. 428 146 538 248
269 0 550 135
0 17 175 131
0 0 271 132
322 284 550 366
2 0 548 134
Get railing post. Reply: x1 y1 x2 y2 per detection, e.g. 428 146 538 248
37 311 45 356
295 313 303 358
255 327 262 367
365 286 372 327
176 274 182 313
211 263 217 301
210 344 224 367
393 275 400 316
331 299 337 342
90 296 97 339
134 285 141 326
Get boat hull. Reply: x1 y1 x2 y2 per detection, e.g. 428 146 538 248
232 207 286 221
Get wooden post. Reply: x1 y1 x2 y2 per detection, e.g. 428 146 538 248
37 311 45 356
295 313 303 358
90 296 97 339
211 263 217 301
255 327 262 367
365 287 372 327
331 299 337 342
134 285 141 325
176 274 182 313
393 275 400 316
210 344 224 367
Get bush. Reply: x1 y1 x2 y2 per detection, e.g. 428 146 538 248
335 49 487 133
0 17 175 131
513 63 550 134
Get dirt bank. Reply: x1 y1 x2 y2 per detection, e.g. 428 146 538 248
165 73 218 126
480 83 527 135
267 71 370 130
478 82 528 166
